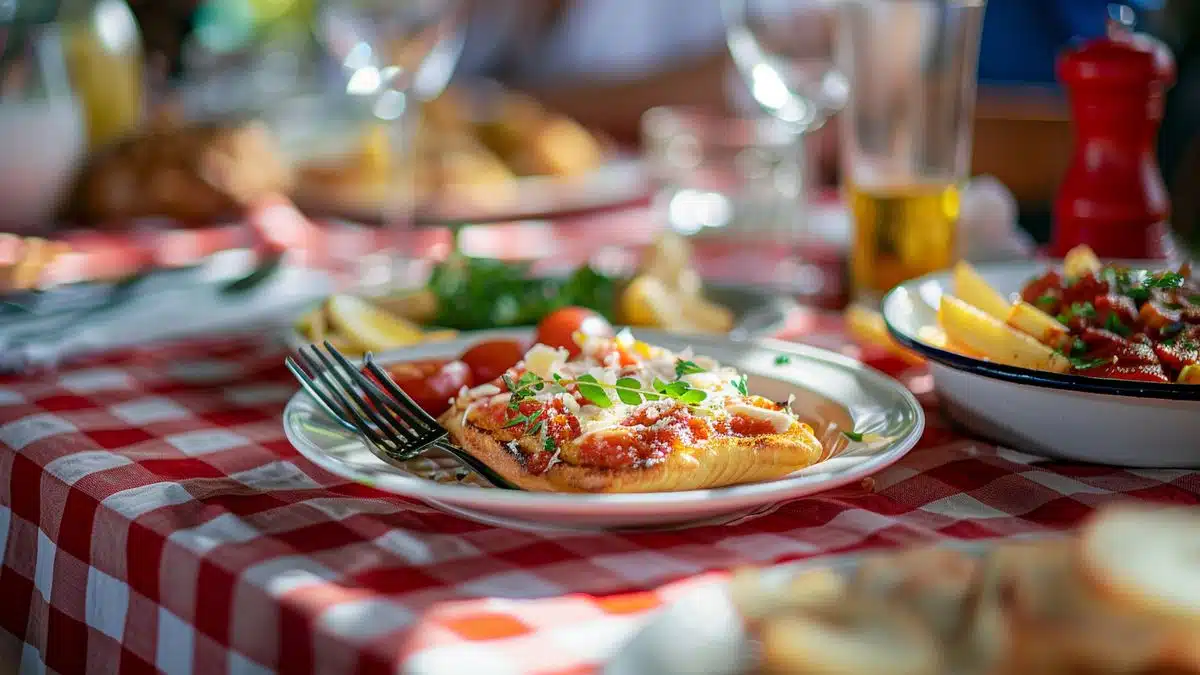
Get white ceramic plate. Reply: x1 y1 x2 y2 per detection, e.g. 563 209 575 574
882 261 1200 468
282 329 924 531
293 155 650 225
604 536 1049 675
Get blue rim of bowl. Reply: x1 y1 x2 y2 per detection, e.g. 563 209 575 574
881 284 1200 402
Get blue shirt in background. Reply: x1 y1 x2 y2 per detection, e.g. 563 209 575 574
978 0 1162 87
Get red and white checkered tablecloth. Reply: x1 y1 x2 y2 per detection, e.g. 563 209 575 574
1 311 1198 675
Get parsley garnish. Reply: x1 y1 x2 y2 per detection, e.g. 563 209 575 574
1147 272 1185 290
543 435 556 452
1104 313 1132 337
1071 302 1096 319
731 375 748 396
1189 294 1200 305
1163 301 1184 311
842 430 865 443
1070 338 1088 357
1057 301 1096 325
774 354 792 366
674 359 706 378
1069 356 1112 370
1035 293 1057 310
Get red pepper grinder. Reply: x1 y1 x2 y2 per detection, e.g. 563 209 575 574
1052 8 1177 260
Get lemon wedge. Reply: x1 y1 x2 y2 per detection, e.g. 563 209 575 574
325 295 425 352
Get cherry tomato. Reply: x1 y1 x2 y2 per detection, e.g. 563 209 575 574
535 307 613 357
460 339 526 384
383 359 473 417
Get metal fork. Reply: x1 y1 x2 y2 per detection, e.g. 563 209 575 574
286 341 520 490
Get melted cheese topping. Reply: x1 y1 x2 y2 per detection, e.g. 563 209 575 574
725 403 795 434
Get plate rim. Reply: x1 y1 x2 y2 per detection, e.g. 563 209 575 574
282 330 925 507
882 260 1200 402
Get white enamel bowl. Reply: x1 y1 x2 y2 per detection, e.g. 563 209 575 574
282 329 923 531
883 262 1200 468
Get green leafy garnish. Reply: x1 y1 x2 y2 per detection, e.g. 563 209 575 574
543 435 556 453
1104 313 1132 337
1163 301 1184 311
774 354 792 366
1069 356 1112 371
842 430 865 443
674 359 705 378
1070 338 1088 357
427 252 618 330
1057 301 1095 325
1147 272 1185 290
1071 302 1096 319
731 376 748 396
575 374 614 408
614 377 646 405
1035 293 1057 310
1189 294 1200 305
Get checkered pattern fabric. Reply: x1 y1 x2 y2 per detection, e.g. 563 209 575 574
1 312 1197 675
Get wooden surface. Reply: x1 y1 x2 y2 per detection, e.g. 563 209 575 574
972 86 1073 206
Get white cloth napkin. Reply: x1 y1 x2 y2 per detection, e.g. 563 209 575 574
0 254 333 373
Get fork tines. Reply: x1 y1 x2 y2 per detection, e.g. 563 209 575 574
288 341 446 460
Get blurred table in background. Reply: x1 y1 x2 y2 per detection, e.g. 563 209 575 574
44 198 851 309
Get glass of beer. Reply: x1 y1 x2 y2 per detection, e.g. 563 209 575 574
838 0 986 301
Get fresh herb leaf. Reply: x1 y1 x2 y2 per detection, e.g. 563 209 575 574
1104 313 1132 337
674 359 706 378
1147 272 1185 290
1189 294 1200 305
501 374 516 393
516 372 542 390
614 377 645 405
774 354 792 366
1056 313 1069 325
1070 301 1096 319
1075 340 1090 355
842 430 865 443
1035 293 1057 309
1164 301 1184 311
652 377 670 393
543 435 556 452
662 381 689 397
731 376 749 396
1069 356 1112 370
1162 322 1186 340
678 389 708 404
575 374 613 408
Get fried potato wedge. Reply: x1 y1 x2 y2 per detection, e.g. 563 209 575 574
1007 300 1071 349
1063 244 1102 279
953 261 1011 321
939 295 1071 372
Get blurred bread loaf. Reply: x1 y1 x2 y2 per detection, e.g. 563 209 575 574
65 120 293 226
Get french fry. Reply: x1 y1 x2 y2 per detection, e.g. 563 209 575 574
1063 245 1102 279
1179 364 1200 384
845 304 925 366
1007 301 1071 349
917 325 985 359
953 261 1011 320
939 295 1071 372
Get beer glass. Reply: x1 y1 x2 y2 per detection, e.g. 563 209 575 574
838 0 986 300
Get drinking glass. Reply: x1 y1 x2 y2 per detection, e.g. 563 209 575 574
839 0 986 301
0 1 88 230
721 0 847 282
313 0 464 289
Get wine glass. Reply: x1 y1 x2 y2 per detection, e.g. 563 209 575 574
721 0 848 271
314 0 465 290
723 0 848 132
